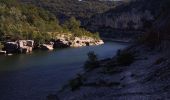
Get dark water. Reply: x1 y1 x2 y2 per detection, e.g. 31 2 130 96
0 42 127 100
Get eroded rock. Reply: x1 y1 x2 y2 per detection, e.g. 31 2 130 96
4 40 34 54
54 34 104 48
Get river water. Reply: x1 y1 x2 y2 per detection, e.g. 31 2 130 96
0 42 127 100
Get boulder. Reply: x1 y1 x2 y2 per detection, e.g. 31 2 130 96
18 40 34 53
54 39 70 48
40 44 54 50
4 42 19 53
4 40 34 54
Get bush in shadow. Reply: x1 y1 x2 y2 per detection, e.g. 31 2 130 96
101 61 121 75
116 50 135 66
69 74 83 91
84 51 100 71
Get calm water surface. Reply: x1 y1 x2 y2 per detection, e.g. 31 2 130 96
0 42 127 100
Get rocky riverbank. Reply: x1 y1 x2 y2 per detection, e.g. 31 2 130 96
51 42 170 100
54 34 104 48
0 34 104 55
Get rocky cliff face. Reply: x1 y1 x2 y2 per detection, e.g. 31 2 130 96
84 0 166 37
4 40 34 54
86 9 153 30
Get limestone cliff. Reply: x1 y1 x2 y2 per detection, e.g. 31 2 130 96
84 0 166 38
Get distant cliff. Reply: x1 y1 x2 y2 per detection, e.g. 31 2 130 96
83 0 168 38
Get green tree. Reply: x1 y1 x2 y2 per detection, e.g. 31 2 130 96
63 17 80 31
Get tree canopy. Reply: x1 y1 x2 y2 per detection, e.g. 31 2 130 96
0 0 100 43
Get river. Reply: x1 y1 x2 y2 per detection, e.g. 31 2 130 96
0 42 127 100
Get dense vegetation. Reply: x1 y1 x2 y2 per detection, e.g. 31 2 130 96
18 0 115 20
0 0 100 44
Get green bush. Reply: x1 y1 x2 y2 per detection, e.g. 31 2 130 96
62 17 100 39
84 51 100 71
116 50 135 66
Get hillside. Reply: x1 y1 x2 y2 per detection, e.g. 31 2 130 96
84 0 170 38
0 0 100 44
18 0 115 21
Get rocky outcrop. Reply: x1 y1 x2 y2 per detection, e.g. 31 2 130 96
4 42 19 53
2 35 103 54
40 42 54 50
18 40 34 53
54 34 104 48
71 37 104 47
4 40 34 54
54 39 70 48
0 50 6 55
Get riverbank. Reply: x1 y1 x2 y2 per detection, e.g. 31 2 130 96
54 43 170 100
0 35 104 55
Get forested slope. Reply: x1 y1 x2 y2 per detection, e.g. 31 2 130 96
18 0 115 21
0 0 99 44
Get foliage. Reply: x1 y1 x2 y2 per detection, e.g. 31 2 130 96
19 0 115 19
116 50 135 66
84 51 100 71
63 17 80 32
0 0 59 42
0 0 100 43
63 17 100 39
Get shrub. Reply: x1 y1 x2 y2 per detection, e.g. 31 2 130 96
0 42 4 50
84 51 99 71
69 74 83 91
116 50 135 66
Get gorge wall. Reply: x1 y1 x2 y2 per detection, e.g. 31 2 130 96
83 0 167 38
